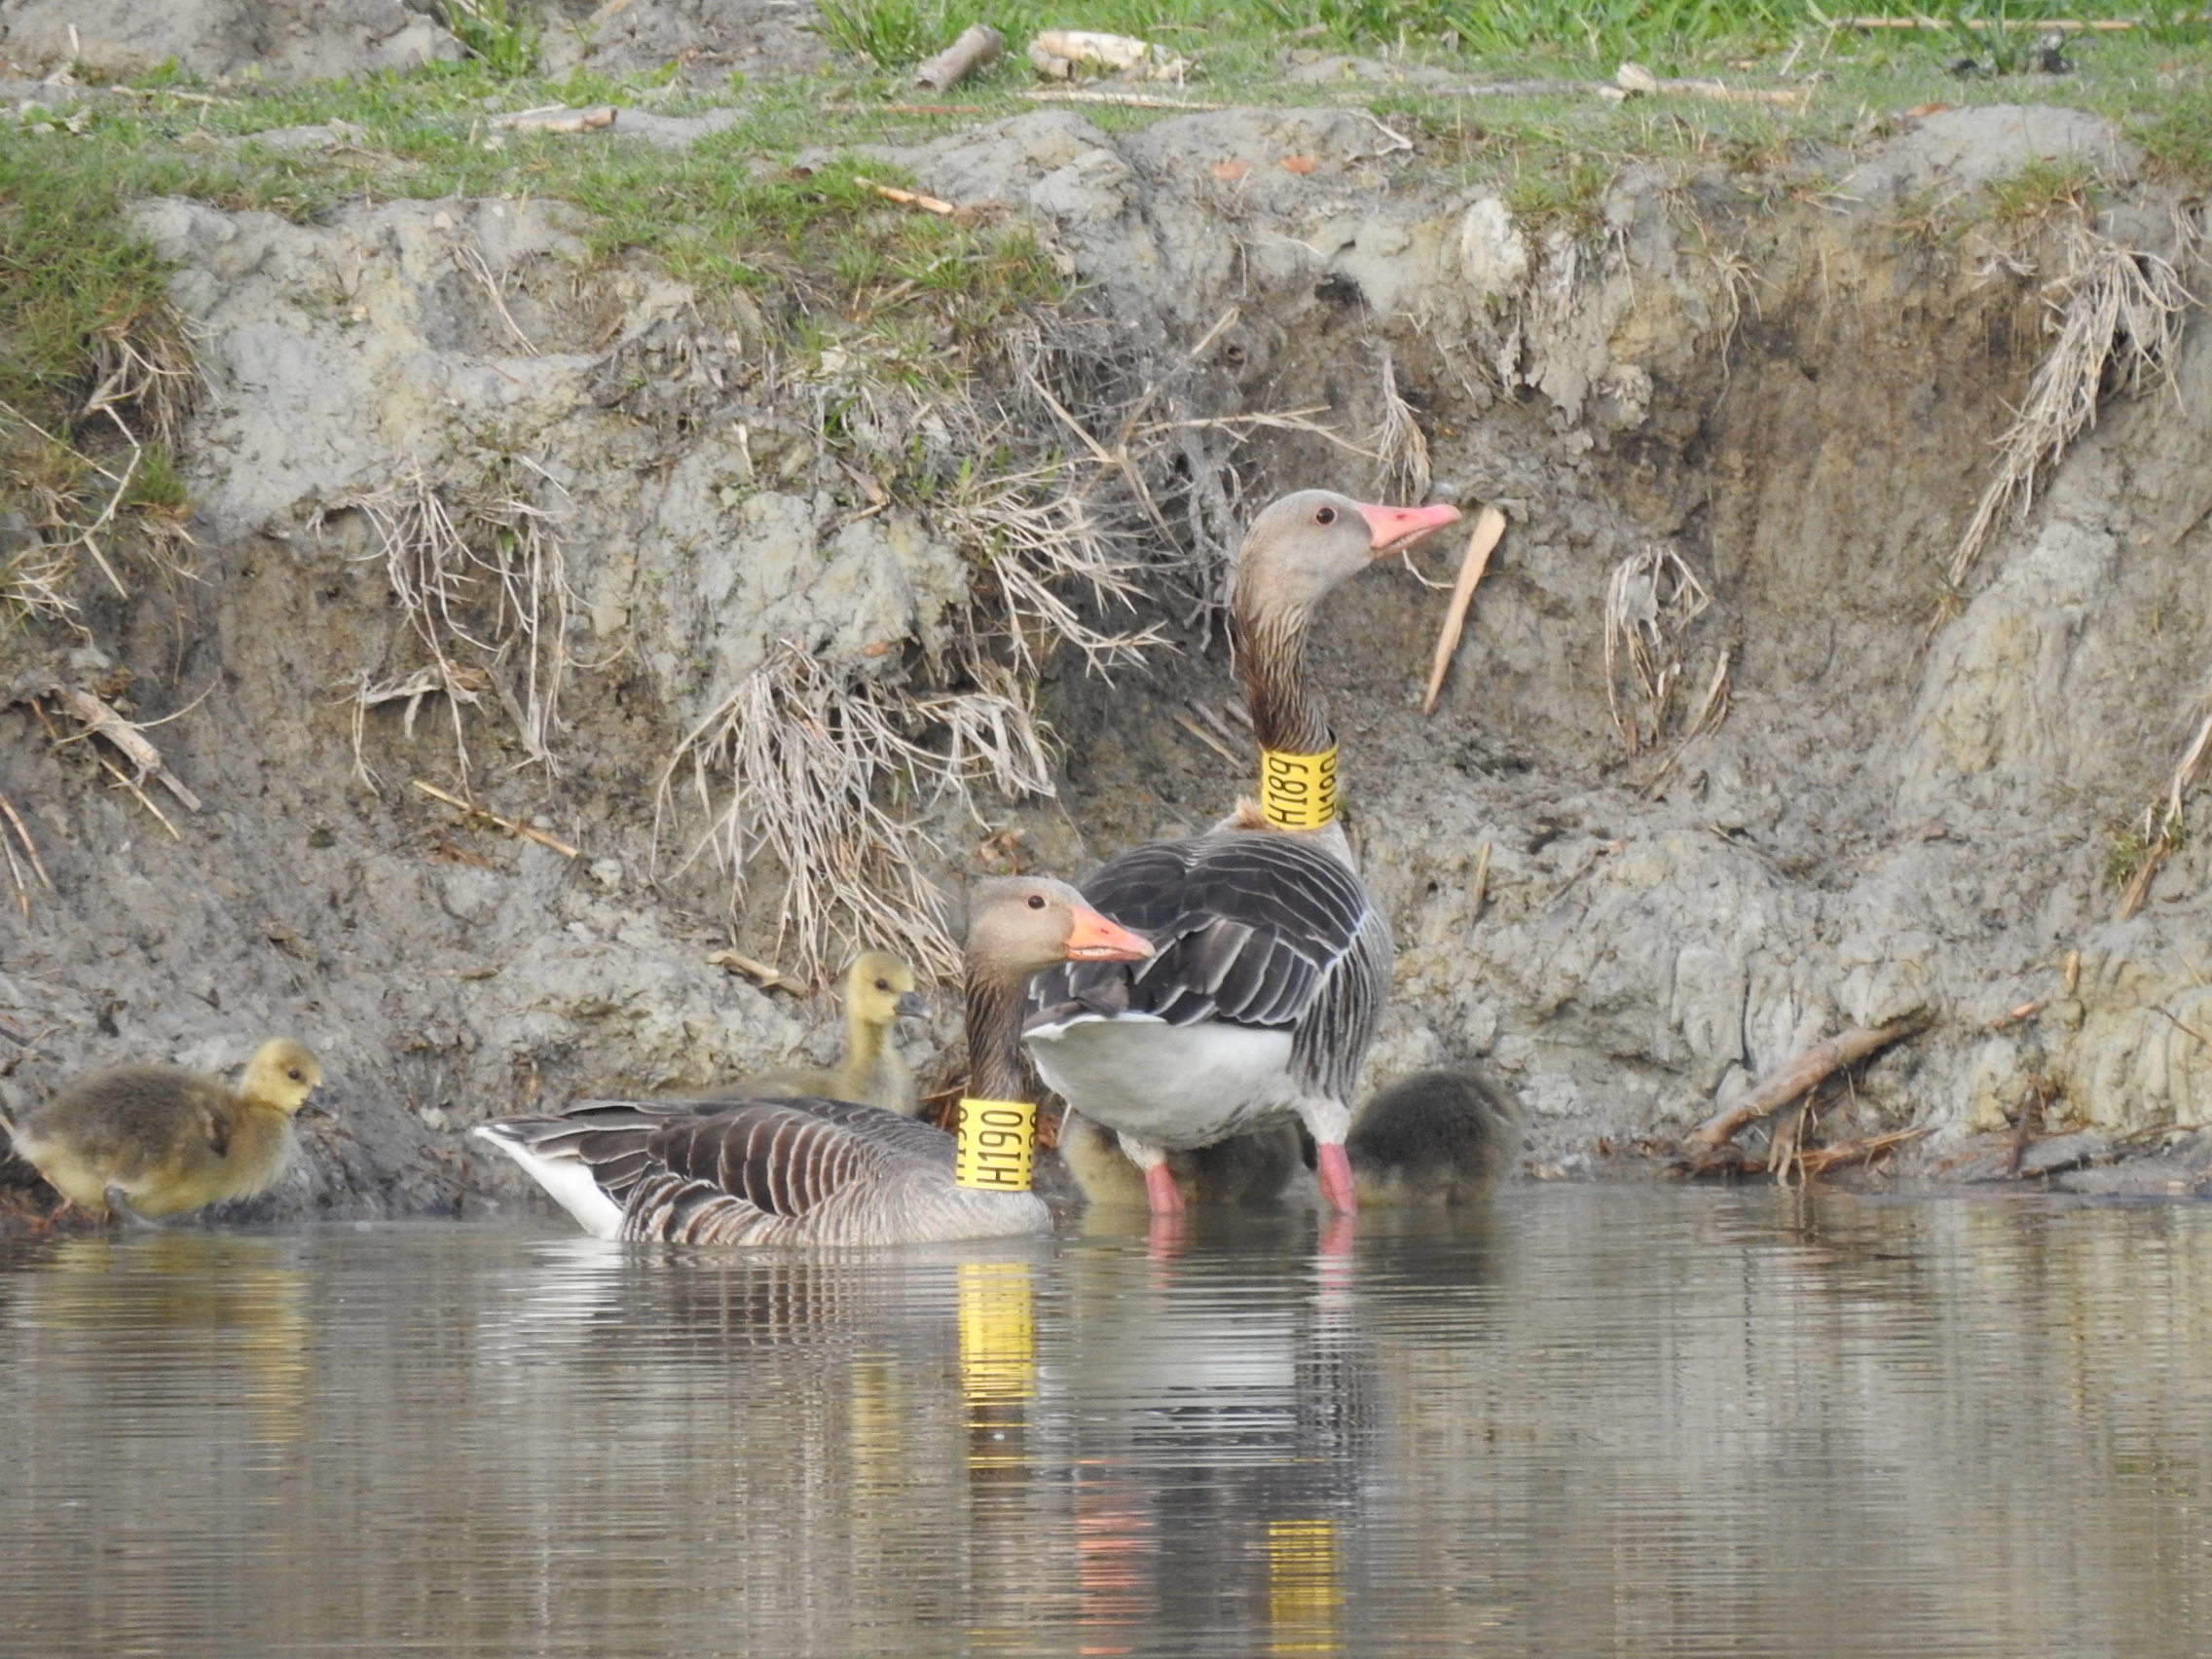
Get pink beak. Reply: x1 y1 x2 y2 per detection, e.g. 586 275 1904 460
1354 500 1462 557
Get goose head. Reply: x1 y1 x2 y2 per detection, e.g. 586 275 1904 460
240 1040 323 1115
968 876 1154 981
1232 489 1462 621
846 949 927 1025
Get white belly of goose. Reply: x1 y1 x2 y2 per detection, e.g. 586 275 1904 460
1025 1015 1301 1150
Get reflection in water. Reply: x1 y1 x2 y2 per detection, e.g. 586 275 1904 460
4 1193 2212 1655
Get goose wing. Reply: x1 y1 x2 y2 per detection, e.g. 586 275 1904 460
1028 832 1390 1099
484 1095 949 1242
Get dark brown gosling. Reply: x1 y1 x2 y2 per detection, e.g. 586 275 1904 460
1347 1067 1520 1206
10 1040 324 1223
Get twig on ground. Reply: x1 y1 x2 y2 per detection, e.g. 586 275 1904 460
913 23 1003 92
492 105 615 133
411 779 578 857
1422 505 1506 716
1021 90 1223 110
1172 711 1242 767
1471 839 1492 916
1792 1126 1929 1177
708 949 806 993
1684 1017 1925 1152
853 177 959 217
1611 61 1811 108
48 684 202 812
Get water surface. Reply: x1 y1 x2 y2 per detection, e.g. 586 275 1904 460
4 1187 2209 1657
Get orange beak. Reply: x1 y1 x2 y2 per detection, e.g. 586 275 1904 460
1064 903 1155 962
1355 500 1462 557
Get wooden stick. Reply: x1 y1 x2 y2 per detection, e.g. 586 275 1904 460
827 101 987 115
1020 90 1224 110
493 105 615 133
410 779 579 858
1792 1126 1928 1177
55 685 201 811
708 949 805 993
1183 698 1246 755
1422 505 1506 716
1171 711 1242 767
913 23 1003 92
1984 1000 2043 1031
1684 1018 1924 1152
1614 62 1812 108
93 752 180 839
853 177 959 217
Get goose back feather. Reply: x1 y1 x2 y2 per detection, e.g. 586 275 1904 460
475 1094 1044 1246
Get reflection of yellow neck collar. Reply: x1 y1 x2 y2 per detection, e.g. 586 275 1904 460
1259 744 1338 830
953 1098 1036 1192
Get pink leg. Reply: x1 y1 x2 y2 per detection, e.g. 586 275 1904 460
1315 1141 1359 1216
1143 1161 1187 1217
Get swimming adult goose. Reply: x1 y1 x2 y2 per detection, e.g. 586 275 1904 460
472 878 1152 1246
11 1039 324 1223
1025 489 1460 1218
734 950 928 1114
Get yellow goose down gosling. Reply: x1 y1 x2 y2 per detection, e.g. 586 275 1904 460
8 1040 324 1222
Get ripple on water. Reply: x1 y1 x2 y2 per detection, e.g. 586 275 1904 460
2 1189 2210 1657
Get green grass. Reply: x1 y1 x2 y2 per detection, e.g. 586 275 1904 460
0 0 2203 623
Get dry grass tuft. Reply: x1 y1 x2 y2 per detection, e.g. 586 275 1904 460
1950 220 2199 587
1371 350 1432 503
658 646 970 979
323 462 573 793
1603 544 1713 757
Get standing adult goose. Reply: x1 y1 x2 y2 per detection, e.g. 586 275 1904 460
731 950 928 1114
472 877 1152 1246
9 1039 324 1223
1026 489 1460 1218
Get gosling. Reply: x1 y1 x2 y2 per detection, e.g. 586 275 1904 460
10 1039 324 1223
734 951 927 1114
1347 1067 1519 1206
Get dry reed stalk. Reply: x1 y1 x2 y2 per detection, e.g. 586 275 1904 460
1422 506 1507 716
1602 545 1712 756
1950 221 2198 586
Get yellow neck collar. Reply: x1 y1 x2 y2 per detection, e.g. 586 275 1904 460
953 1098 1036 1192
1258 744 1339 830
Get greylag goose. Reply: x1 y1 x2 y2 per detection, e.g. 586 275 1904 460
1026 489 1460 1217
10 1039 323 1222
1348 1067 1518 1205
735 949 927 1114
472 877 1152 1246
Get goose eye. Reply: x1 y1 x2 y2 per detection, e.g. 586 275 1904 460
287 1069 303 1082
1026 894 1047 910
873 977 890 991
1314 505 1338 526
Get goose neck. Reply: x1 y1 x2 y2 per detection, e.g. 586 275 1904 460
1232 604 1331 760
963 969 1032 1103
